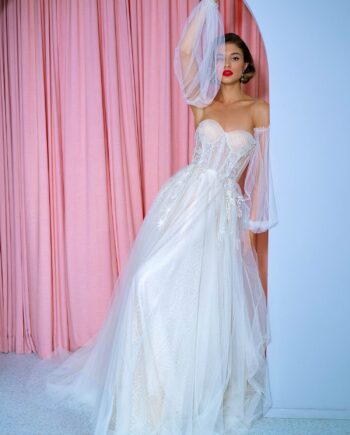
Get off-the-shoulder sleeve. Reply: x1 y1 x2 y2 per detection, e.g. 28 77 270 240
242 126 279 233
173 0 225 108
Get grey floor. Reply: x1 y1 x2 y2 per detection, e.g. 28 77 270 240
1 353 350 435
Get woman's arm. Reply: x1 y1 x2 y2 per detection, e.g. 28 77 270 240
252 100 270 295
243 100 278 297
174 0 225 108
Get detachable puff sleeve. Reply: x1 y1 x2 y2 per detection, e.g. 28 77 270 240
173 0 225 108
242 126 279 233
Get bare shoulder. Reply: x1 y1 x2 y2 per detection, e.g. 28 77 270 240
251 98 270 128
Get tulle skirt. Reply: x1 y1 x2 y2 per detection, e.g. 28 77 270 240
26 163 272 435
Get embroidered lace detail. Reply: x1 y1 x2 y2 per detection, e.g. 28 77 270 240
155 129 255 237
216 177 245 246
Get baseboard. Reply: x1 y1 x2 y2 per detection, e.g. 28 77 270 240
265 408 350 420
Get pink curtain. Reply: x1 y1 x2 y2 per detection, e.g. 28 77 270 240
0 0 268 358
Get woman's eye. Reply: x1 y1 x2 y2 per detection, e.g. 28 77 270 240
216 55 240 62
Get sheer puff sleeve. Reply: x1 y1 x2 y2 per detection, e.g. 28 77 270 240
174 0 225 108
242 126 279 233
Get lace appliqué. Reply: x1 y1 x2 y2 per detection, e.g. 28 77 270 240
224 179 244 220
217 177 245 248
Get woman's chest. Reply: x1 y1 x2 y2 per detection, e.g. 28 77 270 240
194 99 255 133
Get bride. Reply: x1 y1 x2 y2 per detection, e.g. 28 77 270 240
28 0 279 434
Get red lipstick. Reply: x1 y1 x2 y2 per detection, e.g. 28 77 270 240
223 70 233 76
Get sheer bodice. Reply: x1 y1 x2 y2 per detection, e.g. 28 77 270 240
192 119 257 183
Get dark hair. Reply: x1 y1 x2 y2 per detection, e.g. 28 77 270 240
224 33 255 84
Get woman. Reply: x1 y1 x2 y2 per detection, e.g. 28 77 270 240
29 1 279 434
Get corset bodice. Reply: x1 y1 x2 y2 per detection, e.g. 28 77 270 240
191 119 256 182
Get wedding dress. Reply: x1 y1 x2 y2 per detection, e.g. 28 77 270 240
27 0 278 434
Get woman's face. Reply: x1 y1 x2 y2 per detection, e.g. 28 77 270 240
216 42 248 84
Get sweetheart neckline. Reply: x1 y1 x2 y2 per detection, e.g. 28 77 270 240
196 118 256 141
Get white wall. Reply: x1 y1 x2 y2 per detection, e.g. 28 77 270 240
245 0 350 419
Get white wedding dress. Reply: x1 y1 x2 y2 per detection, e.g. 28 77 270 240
27 1 279 434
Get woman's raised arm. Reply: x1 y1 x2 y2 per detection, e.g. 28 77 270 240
174 0 225 108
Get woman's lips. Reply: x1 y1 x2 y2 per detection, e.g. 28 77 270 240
223 70 233 76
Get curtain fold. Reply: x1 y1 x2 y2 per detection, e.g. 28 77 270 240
0 0 269 358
